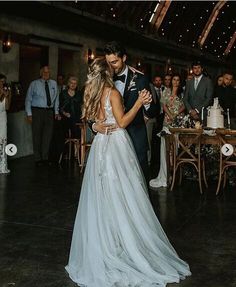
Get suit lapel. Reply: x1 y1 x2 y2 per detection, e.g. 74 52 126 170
190 78 195 93
123 68 133 103
196 75 204 92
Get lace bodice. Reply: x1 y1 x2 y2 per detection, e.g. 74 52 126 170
103 89 117 125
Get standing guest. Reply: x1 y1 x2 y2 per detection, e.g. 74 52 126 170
49 76 82 164
164 74 172 89
148 76 163 171
183 60 213 120
65 58 191 286
0 74 11 174
57 74 66 94
25 66 59 166
93 41 157 182
59 76 82 138
186 74 193 81
150 74 185 188
215 71 236 129
216 75 223 87
183 74 193 91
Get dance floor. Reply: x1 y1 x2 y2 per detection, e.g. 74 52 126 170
0 156 235 287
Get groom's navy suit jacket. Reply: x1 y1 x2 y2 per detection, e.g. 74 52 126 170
123 67 158 167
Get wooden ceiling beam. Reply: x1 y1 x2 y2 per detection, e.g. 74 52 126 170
224 31 236 55
198 0 227 47
149 0 172 34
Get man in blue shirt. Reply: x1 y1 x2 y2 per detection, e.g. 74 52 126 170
25 66 59 165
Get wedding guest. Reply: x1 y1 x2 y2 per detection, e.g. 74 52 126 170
0 74 12 174
25 66 59 166
146 74 165 170
164 74 172 89
183 60 213 120
57 74 66 94
216 75 223 87
215 71 236 128
49 76 82 163
150 74 185 189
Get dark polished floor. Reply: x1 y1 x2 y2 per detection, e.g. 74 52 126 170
0 156 236 287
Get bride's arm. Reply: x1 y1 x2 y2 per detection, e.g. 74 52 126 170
111 88 150 129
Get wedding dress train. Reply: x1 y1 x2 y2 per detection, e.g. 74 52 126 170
65 92 191 286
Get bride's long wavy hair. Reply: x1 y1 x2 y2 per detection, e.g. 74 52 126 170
82 57 114 121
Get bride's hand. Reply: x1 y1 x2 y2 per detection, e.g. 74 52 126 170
137 89 152 106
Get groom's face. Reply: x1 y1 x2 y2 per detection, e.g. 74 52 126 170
105 53 126 75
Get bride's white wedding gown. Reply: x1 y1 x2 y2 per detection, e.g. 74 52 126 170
65 92 191 286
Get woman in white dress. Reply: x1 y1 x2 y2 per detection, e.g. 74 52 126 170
149 74 185 188
65 58 191 286
0 74 11 174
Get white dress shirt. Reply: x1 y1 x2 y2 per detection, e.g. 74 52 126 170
114 66 128 97
194 74 203 90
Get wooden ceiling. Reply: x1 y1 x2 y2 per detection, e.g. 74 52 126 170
0 1 235 65
63 1 236 63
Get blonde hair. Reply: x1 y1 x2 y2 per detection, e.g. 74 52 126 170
82 57 114 121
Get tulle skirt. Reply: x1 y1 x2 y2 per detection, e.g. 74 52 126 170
65 129 191 286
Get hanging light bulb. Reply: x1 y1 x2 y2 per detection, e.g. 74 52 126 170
2 33 12 53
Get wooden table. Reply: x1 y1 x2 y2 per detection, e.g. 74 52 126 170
166 128 236 194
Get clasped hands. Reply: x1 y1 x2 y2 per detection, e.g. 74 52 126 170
137 89 152 106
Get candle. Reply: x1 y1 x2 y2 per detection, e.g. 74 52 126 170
227 108 230 128
201 107 204 122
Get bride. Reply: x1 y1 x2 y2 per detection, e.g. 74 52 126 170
65 58 191 287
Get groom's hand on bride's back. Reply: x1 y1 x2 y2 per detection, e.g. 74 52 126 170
92 121 117 134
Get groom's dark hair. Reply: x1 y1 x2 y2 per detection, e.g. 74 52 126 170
104 41 126 58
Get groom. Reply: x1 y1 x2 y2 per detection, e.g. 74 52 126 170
93 41 157 182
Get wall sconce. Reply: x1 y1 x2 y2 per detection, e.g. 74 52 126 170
136 60 142 69
2 34 12 53
87 48 95 64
